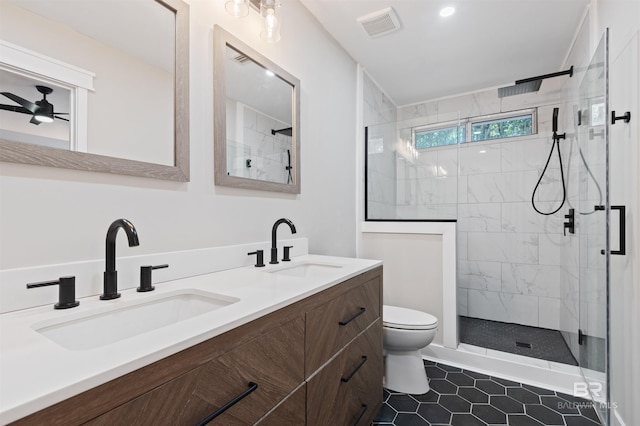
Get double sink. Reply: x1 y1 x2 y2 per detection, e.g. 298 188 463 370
31 261 344 351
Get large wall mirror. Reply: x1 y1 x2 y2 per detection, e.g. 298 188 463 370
214 25 300 194
0 0 189 181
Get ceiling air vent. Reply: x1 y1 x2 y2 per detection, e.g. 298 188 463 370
357 7 401 38
234 53 251 64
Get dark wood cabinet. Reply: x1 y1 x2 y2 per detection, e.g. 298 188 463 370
307 323 383 426
12 266 382 426
305 277 381 375
86 316 305 426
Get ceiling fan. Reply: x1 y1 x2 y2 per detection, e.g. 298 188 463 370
0 85 69 125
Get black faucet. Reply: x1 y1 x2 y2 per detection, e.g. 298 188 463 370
270 218 296 264
102 219 140 300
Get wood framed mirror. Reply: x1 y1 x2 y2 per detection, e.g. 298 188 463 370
214 25 300 194
0 0 189 181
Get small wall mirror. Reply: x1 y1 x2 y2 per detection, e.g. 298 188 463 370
214 26 300 194
0 0 189 181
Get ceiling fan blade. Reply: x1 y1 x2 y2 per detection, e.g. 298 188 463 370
0 104 32 115
54 115 69 122
29 115 41 125
1 92 38 113
52 112 69 115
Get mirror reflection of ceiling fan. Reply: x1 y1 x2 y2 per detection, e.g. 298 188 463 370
0 85 69 125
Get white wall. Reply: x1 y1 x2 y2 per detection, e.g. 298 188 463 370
361 232 443 345
0 0 358 270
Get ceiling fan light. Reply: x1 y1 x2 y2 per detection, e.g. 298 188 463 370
34 114 54 123
34 102 54 123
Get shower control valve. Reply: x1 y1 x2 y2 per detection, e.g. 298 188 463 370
563 208 575 236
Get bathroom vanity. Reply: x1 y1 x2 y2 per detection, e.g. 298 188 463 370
0 256 382 425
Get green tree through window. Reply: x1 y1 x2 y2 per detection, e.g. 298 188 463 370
415 126 465 148
413 110 535 149
471 115 532 141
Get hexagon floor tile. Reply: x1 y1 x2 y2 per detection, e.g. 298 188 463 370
371 360 602 426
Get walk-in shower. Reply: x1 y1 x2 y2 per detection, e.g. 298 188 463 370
364 29 612 424
365 104 582 367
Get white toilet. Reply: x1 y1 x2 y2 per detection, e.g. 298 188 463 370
382 305 439 395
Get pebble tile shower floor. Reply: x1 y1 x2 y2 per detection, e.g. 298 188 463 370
372 360 601 426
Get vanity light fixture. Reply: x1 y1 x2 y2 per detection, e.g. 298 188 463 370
225 0 250 18
223 0 282 43
439 6 455 17
260 0 282 43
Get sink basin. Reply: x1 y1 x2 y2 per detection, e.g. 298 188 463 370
33 289 239 351
268 262 343 278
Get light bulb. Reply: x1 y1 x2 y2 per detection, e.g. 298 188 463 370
260 0 281 43
225 0 249 18
34 115 53 123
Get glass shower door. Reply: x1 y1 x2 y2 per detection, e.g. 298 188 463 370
577 29 609 424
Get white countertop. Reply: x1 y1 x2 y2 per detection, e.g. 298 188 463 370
0 255 381 424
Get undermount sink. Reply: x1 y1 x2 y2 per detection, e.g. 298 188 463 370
33 289 239 351
268 262 344 278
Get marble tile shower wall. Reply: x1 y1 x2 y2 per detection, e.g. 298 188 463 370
396 83 582 330
226 101 292 183
364 72 398 219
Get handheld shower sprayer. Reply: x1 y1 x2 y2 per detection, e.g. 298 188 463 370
551 107 566 142
531 108 566 215
285 149 292 184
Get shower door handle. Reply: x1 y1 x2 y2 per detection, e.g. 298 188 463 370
611 205 626 255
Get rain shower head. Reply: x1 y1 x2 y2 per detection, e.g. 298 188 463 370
498 66 573 98
498 80 542 98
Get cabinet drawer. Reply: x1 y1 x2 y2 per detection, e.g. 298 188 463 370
87 316 305 426
255 383 306 426
306 276 381 374
307 321 383 426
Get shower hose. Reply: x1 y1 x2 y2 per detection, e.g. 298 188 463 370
531 134 603 216
531 135 566 215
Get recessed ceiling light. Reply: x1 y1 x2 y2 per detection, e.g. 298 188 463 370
440 6 455 17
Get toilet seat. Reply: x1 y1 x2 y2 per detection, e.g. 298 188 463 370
383 305 438 330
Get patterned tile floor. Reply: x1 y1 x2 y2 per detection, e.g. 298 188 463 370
372 360 602 426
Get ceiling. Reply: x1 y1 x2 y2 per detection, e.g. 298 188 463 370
300 0 589 106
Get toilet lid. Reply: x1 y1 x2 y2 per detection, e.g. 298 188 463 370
383 305 438 330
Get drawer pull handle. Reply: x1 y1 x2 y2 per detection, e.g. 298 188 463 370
341 356 368 383
195 382 258 426
352 404 368 426
339 307 366 326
